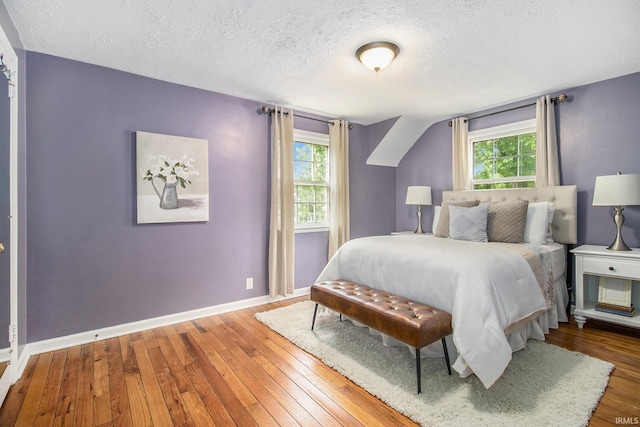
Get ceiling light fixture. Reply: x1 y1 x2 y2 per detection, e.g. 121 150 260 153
355 41 400 72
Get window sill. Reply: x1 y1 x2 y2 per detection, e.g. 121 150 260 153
295 226 329 234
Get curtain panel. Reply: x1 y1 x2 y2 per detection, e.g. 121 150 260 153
536 95 560 187
328 120 350 259
268 106 295 297
451 117 470 191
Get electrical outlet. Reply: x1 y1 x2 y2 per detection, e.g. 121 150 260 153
246 277 253 290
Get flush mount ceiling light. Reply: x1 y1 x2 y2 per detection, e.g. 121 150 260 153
355 41 400 72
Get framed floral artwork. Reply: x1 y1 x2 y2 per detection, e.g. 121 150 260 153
136 131 209 223
597 277 632 307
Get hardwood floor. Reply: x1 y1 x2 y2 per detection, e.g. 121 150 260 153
0 296 638 426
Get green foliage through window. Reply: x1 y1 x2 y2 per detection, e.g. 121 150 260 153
472 125 536 189
293 132 330 227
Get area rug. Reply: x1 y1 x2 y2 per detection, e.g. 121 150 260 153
256 301 614 427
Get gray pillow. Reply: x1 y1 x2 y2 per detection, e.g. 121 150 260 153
434 200 480 237
449 204 489 242
487 200 529 243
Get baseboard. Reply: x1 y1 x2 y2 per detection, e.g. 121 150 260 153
0 348 9 363
23 287 310 364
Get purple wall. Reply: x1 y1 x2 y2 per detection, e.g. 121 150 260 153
397 72 640 249
25 52 395 342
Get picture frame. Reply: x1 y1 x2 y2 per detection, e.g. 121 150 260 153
136 131 209 224
597 277 632 307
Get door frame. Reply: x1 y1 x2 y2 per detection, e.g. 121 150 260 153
0 19 18 404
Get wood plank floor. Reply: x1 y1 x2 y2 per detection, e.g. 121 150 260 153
0 296 638 426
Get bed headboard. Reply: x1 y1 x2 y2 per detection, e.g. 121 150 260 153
442 185 577 244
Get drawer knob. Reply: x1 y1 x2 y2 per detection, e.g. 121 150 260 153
608 266 615 271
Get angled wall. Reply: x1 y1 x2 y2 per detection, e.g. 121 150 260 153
396 72 640 248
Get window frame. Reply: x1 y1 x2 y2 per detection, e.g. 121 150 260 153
293 129 330 233
469 118 537 189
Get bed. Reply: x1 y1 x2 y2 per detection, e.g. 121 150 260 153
315 185 577 388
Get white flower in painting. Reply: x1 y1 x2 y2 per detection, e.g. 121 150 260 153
142 153 198 189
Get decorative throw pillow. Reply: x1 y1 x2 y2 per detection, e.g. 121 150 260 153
434 200 480 237
524 201 552 245
449 204 489 242
487 200 529 243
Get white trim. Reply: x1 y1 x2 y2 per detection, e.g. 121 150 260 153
295 226 329 234
22 288 310 359
0 18 19 401
293 129 329 146
0 347 9 363
0 368 9 406
468 118 536 141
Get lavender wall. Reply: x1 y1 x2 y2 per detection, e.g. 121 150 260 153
25 52 395 342
397 72 640 249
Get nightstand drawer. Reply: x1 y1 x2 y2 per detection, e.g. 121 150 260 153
582 257 640 279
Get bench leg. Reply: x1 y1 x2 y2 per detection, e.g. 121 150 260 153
442 337 451 375
415 348 421 394
311 303 319 331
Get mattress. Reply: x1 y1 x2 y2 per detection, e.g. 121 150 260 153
316 234 564 388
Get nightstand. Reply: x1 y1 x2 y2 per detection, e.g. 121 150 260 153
571 245 640 329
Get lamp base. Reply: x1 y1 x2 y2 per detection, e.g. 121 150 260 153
606 206 632 251
414 205 425 234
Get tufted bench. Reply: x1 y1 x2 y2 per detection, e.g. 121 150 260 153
310 280 452 393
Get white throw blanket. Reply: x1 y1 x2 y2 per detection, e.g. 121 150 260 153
315 234 548 388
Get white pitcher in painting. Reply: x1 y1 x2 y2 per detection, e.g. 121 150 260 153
141 154 198 210
152 179 179 209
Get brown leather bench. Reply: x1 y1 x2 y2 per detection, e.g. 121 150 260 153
310 280 453 393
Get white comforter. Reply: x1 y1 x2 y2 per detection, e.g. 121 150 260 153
316 234 548 388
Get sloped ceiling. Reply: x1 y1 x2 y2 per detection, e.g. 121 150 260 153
5 0 640 166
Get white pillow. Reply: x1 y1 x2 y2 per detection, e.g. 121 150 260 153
524 202 552 245
432 205 441 233
449 204 489 242
546 203 555 243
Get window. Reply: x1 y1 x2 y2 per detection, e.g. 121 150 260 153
293 129 330 230
470 119 536 189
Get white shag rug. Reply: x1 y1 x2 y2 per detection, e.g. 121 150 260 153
256 301 614 427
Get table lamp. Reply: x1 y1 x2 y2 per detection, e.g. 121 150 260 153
406 186 432 234
592 172 640 251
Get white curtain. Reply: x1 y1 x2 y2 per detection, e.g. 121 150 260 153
451 117 471 191
268 106 295 297
328 120 350 259
536 95 560 187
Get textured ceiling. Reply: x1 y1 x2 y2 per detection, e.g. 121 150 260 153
5 0 640 165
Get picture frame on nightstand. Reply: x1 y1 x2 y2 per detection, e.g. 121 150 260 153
597 277 632 307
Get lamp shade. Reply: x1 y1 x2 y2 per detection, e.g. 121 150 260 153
405 186 432 206
592 173 640 206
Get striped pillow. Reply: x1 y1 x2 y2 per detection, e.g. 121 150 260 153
449 204 489 242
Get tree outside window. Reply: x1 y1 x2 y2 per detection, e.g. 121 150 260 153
293 130 329 229
470 119 536 189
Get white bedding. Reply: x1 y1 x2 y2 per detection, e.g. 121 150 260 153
316 234 561 389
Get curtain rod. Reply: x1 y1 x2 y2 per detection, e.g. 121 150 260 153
258 106 353 129
447 94 568 127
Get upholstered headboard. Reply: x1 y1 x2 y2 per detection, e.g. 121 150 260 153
442 185 577 244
